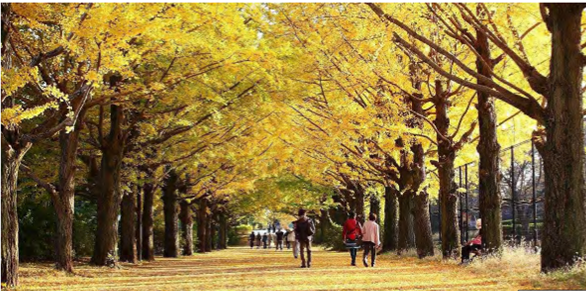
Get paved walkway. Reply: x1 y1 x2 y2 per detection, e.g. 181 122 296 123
19 247 529 290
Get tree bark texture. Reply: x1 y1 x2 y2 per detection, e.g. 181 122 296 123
92 104 125 266
141 182 155 261
370 194 381 224
397 191 416 253
162 169 179 258
382 186 399 252
197 198 208 253
180 201 194 256
413 191 435 258
540 4 586 272
119 190 137 263
136 185 142 261
434 81 461 259
1 142 31 287
475 25 503 255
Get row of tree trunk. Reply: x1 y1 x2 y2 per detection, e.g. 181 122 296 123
118 172 230 264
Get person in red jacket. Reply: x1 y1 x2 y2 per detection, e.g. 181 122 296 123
342 211 362 266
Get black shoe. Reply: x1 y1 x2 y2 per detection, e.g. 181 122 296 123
363 258 368 267
307 263 311 268
300 265 307 268
371 264 376 268
351 263 356 266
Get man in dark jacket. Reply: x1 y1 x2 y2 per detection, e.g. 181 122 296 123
275 229 284 251
294 208 315 268
262 232 268 249
249 232 256 249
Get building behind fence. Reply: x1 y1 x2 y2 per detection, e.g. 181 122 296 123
430 118 586 247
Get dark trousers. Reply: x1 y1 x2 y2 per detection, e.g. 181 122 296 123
363 241 376 266
276 240 283 250
286 240 291 249
249 241 254 248
461 244 482 261
346 239 358 264
299 240 312 267
263 241 267 249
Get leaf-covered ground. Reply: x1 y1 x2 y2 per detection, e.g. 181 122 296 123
17 247 582 290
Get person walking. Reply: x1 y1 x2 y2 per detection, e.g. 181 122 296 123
294 208 315 268
262 232 268 249
289 223 299 258
268 230 273 248
285 229 290 249
255 232 262 249
275 229 284 251
361 213 380 267
342 211 362 266
249 232 256 249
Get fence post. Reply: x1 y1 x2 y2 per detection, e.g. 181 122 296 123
531 141 537 248
438 198 442 242
465 164 469 242
459 167 463 245
511 147 516 244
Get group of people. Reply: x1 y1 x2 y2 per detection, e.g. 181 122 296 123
248 209 316 268
248 228 294 251
342 212 483 267
249 209 483 269
342 212 381 267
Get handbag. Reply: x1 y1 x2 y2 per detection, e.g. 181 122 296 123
344 238 360 249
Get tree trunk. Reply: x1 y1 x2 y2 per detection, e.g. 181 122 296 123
318 208 332 244
1 142 31 287
197 198 208 253
54 101 90 272
397 191 416 253
370 194 381 224
162 170 179 258
92 104 125 266
136 185 142 261
413 191 434 258
119 190 137 263
218 213 228 249
180 201 194 256
540 4 586 272
354 183 365 221
475 26 503 255
141 182 155 261
207 214 214 252
434 81 461 259
382 186 398 252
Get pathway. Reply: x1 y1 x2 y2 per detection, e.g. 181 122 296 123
18 247 530 290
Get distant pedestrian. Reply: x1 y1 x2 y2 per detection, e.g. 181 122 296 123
256 233 262 249
275 229 284 250
262 232 268 249
288 225 298 258
285 230 290 249
249 232 256 249
295 208 315 268
342 211 362 266
361 213 380 267
290 222 299 258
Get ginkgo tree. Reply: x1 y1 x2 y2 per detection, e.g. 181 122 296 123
366 2 585 271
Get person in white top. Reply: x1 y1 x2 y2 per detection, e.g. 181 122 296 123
361 213 380 267
289 222 299 259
